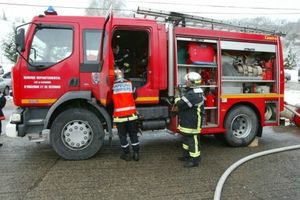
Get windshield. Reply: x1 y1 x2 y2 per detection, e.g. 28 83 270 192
29 27 73 68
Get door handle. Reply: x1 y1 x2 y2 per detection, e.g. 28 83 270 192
68 77 79 87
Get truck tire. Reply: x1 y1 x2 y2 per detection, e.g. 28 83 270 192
224 106 258 147
50 108 104 160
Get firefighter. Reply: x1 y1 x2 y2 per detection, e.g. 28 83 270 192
113 45 132 78
174 72 204 168
112 68 140 161
0 92 6 147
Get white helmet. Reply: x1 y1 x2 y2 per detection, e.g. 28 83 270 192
184 72 201 87
114 68 124 79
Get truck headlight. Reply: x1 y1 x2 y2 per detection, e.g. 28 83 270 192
11 113 22 123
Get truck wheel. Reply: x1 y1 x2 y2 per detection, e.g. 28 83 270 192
50 108 104 160
224 106 258 147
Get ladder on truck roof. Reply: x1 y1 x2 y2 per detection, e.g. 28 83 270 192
137 7 285 36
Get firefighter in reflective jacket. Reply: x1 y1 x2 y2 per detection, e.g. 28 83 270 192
112 68 140 161
174 72 204 168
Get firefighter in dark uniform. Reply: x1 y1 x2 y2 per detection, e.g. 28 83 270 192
0 92 6 147
112 68 140 161
174 72 204 168
113 45 132 78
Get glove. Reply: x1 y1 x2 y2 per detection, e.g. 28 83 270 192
174 97 181 104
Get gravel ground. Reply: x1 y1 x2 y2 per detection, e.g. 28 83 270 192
0 82 299 200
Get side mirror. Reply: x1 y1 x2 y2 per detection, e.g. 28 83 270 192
15 28 25 52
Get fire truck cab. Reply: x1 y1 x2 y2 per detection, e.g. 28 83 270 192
7 8 285 160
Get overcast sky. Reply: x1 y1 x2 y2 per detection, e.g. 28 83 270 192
0 0 300 22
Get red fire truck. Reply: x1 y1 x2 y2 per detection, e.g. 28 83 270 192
6 8 285 160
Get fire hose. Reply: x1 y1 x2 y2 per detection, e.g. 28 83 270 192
284 102 300 118
214 103 300 199
214 144 300 200
283 102 300 127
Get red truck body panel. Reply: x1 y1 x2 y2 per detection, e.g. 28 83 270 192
12 14 284 135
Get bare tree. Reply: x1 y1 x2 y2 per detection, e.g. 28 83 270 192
2 10 7 20
85 0 128 17
1 26 18 63
284 48 298 69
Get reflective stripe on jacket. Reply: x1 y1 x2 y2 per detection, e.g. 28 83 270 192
112 79 137 119
113 114 138 123
175 87 204 134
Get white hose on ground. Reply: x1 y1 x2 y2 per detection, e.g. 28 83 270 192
214 144 300 200
284 105 300 118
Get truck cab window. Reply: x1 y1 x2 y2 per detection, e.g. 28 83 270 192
112 30 149 87
29 28 73 68
83 30 102 63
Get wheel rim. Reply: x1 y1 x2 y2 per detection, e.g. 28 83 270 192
61 120 94 150
230 114 252 139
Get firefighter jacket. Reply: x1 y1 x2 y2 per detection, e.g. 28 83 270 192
175 87 204 134
112 78 138 123
0 93 6 120
114 49 131 75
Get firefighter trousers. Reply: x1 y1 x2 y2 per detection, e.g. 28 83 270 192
182 134 201 159
116 120 139 154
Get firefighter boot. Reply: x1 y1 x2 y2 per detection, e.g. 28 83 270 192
177 150 189 161
133 151 139 161
183 156 201 168
120 153 131 161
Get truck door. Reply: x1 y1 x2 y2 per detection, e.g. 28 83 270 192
80 9 114 106
98 9 114 106
110 20 166 105
20 23 80 105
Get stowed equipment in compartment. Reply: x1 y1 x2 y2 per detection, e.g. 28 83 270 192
176 37 219 127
